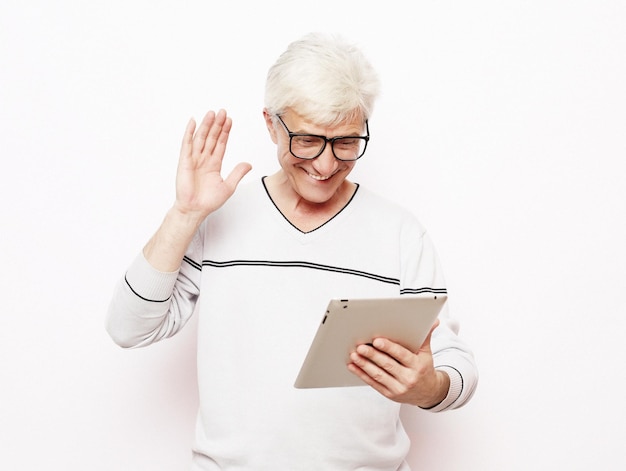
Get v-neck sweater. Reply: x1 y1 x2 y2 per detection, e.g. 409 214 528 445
107 178 478 470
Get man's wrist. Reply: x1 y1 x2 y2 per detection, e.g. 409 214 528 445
418 370 450 410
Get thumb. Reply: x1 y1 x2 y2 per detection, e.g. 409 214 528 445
224 162 253 190
419 318 440 354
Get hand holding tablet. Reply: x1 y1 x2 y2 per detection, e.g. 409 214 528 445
294 295 447 388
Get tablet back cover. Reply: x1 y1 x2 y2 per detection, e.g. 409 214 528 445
294 295 447 388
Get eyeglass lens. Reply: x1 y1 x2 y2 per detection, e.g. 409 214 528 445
291 135 366 160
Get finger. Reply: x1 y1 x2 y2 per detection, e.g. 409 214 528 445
201 109 229 157
209 114 232 161
193 110 217 154
351 345 404 383
368 338 414 368
349 350 408 401
180 117 196 159
347 361 392 396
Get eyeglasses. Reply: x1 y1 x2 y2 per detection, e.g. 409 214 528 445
275 115 369 161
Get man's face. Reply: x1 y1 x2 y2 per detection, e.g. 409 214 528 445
266 110 365 205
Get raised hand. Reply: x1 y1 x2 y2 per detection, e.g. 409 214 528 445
174 109 252 222
143 110 251 272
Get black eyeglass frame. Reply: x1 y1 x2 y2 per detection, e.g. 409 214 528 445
275 115 370 161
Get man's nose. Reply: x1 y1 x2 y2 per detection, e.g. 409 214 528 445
311 144 338 176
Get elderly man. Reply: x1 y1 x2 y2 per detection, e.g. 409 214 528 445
107 32 478 470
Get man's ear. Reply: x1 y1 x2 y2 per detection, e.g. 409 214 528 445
263 109 278 144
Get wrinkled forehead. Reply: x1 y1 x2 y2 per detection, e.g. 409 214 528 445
284 106 366 131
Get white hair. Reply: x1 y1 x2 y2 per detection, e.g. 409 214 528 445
264 32 381 126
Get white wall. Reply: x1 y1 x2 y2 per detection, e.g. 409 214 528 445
2 1 625 469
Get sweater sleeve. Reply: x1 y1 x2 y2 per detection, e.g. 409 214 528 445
105 230 203 349
400 217 478 412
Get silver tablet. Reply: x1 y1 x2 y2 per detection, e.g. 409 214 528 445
294 295 447 388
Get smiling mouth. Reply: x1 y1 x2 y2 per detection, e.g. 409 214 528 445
306 171 333 181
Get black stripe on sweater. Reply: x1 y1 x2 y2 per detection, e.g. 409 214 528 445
184 258 445 295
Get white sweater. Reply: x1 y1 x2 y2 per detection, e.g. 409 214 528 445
107 179 478 470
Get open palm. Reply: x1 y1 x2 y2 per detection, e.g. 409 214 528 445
174 109 251 220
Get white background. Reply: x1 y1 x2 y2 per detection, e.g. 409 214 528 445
2 1 625 469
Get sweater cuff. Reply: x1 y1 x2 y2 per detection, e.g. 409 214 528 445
124 252 180 303
421 366 463 412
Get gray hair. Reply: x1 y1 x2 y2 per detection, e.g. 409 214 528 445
264 32 381 126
